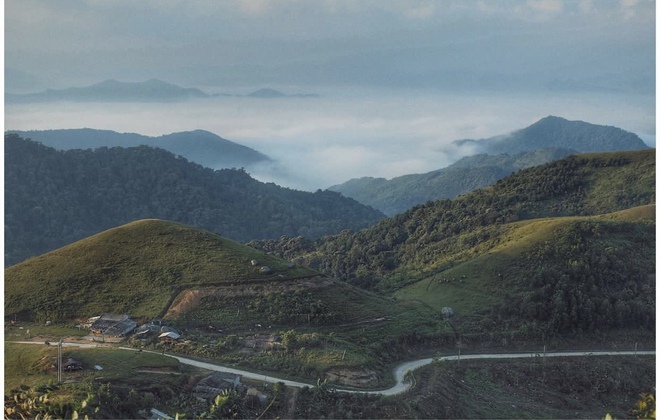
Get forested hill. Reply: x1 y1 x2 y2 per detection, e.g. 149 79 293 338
455 115 649 154
9 128 271 170
330 117 649 216
251 149 655 291
4 135 386 266
329 148 576 216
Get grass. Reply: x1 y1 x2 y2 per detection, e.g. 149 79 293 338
5 343 59 392
168 278 441 383
5 322 89 342
65 347 182 378
394 206 655 317
4 343 185 390
5 219 317 320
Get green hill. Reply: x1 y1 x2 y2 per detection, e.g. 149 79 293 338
5 134 385 266
251 150 656 339
396 206 655 337
329 148 575 216
4 219 317 320
5 219 439 381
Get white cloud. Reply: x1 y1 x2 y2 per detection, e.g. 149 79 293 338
404 3 436 19
527 0 564 13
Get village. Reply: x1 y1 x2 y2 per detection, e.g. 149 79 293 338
35 312 282 415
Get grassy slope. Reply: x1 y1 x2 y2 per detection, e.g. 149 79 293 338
395 205 655 317
4 343 184 394
5 219 317 320
5 219 440 383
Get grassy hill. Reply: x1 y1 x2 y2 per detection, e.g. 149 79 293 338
396 205 655 338
5 219 439 383
5 219 317 321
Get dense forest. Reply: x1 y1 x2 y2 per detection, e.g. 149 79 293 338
4 134 385 266
329 148 576 216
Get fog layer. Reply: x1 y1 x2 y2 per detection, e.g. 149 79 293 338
5 87 654 191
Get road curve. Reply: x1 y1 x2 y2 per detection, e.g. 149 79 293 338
10 341 654 396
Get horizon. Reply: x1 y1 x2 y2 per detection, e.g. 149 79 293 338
5 0 655 191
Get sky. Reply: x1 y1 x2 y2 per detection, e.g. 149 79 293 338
4 0 656 190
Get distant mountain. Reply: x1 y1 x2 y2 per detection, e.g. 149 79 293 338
330 148 576 216
454 115 649 154
248 88 287 98
9 128 270 170
245 88 319 98
5 78 208 103
331 117 649 215
5 134 386 266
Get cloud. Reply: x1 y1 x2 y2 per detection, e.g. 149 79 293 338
527 0 564 13
404 3 436 19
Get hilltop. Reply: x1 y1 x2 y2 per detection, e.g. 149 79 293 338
330 117 649 215
8 128 271 170
454 115 649 154
5 135 386 266
4 219 317 320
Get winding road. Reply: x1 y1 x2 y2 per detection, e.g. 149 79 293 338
12 341 654 396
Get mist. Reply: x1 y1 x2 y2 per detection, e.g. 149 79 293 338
5 87 654 191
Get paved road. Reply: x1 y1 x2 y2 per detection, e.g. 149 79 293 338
11 341 654 396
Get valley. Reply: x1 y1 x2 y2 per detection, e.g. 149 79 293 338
5 130 656 418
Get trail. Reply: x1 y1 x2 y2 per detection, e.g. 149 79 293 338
12 341 654 396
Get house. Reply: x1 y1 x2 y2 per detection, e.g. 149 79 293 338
53 357 84 371
193 372 242 400
89 314 137 337
158 331 181 343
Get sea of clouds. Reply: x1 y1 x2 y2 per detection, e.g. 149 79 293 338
5 86 654 191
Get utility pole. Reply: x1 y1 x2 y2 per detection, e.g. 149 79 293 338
57 339 63 383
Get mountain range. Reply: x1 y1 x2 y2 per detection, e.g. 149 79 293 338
5 78 208 103
8 128 270 170
330 116 649 215
5 78 319 103
4 134 385 266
